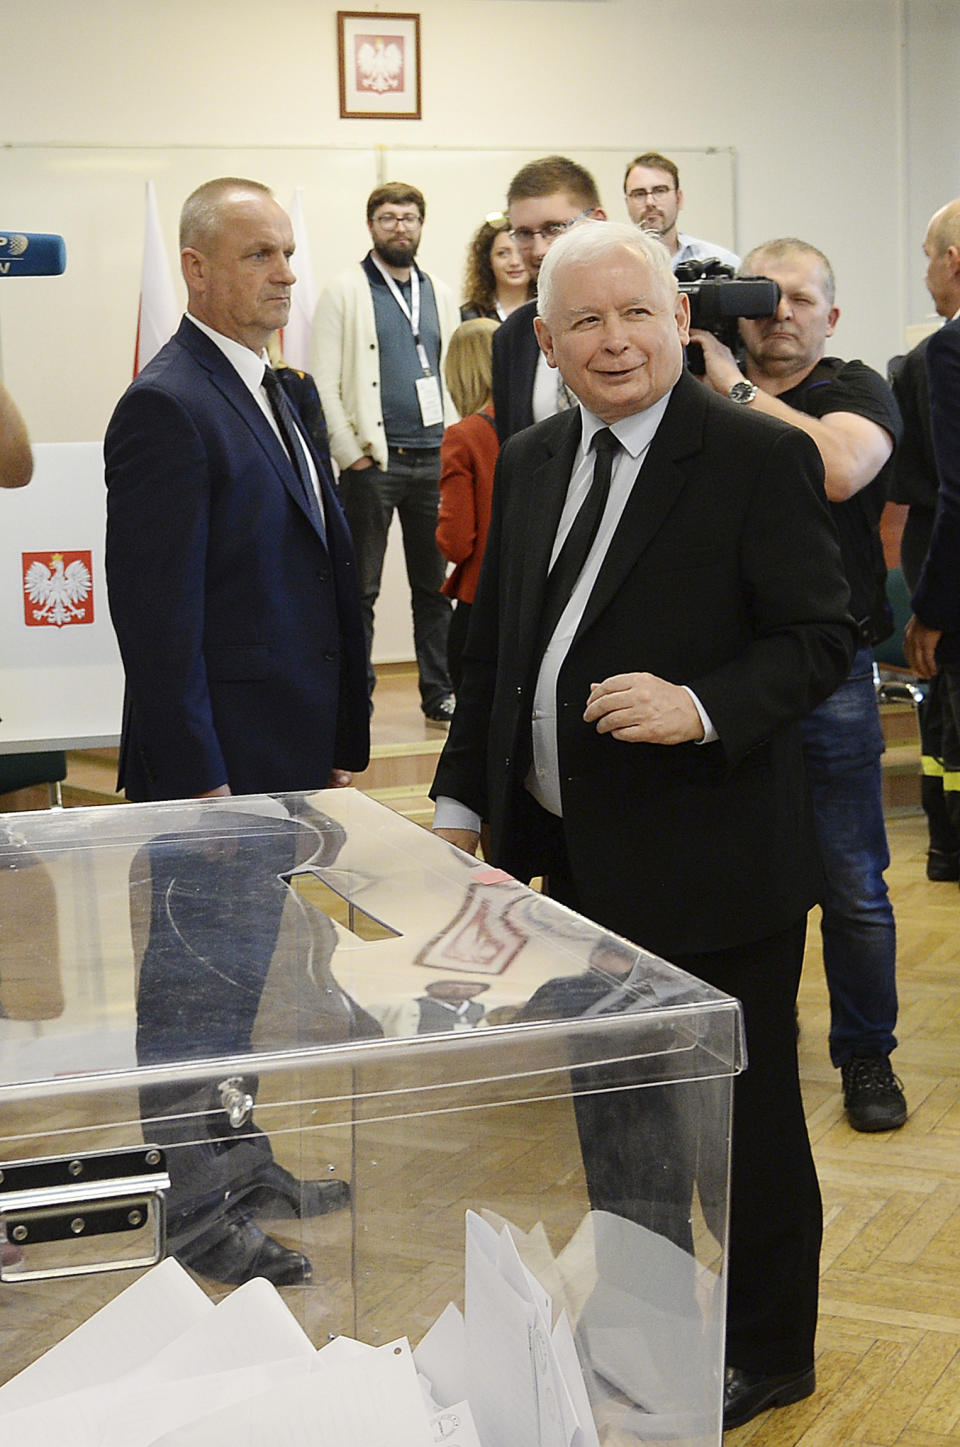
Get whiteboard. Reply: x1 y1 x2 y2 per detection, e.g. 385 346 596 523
0 144 735 444
0 145 734 733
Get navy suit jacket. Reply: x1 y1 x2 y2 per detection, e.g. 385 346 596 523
912 318 960 663
105 317 369 801
432 372 857 957
492 299 541 443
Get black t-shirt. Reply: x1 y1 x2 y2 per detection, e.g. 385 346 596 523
780 358 902 638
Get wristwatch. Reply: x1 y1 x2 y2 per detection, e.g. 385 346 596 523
728 379 758 405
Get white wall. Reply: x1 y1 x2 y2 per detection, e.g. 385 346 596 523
1 0 954 439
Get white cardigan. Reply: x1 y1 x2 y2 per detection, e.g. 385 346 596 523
312 260 461 472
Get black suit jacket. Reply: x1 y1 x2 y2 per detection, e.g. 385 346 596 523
105 318 369 800
912 317 960 662
492 299 541 443
432 372 857 957
890 334 938 590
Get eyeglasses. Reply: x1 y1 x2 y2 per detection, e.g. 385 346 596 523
508 210 593 248
627 185 676 203
373 212 423 231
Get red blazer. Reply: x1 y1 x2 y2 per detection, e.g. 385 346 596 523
437 406 499 604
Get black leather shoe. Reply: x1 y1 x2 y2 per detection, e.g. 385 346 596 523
176 1213 312 1287
927 849 960 881
240 1160 351 1219
723 1364 815 1430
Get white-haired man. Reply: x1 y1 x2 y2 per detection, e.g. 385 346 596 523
431 222 858 1430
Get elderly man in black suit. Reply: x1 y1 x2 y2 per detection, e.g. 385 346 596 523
431 221 857 1430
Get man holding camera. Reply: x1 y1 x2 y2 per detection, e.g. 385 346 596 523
694 237 907 1133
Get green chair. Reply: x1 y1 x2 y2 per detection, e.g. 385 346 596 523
0 751 66 807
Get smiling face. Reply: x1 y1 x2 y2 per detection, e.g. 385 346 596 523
507 190 596 277
738 248 838 384
182 190 296 352
489 230 529 291
534 243 690 422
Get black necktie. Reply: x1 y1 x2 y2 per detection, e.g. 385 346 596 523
262 367 325 540
538 426 619 651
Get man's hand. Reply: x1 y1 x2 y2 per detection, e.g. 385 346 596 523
327 769 353 788
584 674 705 744
197 783 232 798
347 456 374 470
904 615 942 679
433 826 481 856
688 329 745 396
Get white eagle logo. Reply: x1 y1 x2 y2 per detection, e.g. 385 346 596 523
356 37 403 93
24 553 92 626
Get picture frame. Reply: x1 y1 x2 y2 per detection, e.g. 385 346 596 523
337 11 422 121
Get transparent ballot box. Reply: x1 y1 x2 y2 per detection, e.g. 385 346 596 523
0 790 743 1446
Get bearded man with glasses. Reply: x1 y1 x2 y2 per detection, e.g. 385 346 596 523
623 151 740 273
313 182 460 724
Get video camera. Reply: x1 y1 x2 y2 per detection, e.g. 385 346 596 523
676 258 779 374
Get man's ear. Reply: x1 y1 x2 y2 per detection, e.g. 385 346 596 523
948 244 960 279
181 247 205 290
534 315 557 367
825 304 840 338
675 291 691 346
676 188 685 215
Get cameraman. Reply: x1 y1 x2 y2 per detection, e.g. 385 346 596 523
0 382 32 488
694 237 906 1134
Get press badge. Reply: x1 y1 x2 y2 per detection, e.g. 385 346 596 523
416 373 444 426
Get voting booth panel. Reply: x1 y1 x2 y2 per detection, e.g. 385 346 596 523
0 791 742 1446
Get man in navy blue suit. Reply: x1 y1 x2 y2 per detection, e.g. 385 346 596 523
106 177 369 803
105 178 370 1288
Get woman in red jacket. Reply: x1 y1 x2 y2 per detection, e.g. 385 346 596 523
437 318 500 691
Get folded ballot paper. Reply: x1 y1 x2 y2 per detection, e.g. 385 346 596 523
0 1209 720 1447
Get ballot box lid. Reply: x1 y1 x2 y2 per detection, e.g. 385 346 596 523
0 789 743 1119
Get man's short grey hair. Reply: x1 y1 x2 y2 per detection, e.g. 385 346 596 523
928 199 960 254
537 221 677 323
180 177 274 252
741 238 836 307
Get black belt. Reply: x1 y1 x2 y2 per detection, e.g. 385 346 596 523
388 444 440 457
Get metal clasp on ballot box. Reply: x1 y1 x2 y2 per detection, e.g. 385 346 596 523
0 1146 170 1283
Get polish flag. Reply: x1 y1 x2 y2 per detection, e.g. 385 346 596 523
281 188 317 372
133 181 179 377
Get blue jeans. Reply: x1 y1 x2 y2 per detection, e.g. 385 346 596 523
800 646 898 1066
338 449 452 711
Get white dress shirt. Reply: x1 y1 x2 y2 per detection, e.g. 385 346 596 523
184 313 324 519
435 391 716 833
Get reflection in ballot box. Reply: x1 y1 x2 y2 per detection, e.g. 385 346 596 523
0 790 742 1445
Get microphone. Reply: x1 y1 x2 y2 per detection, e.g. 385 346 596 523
0 233 67 277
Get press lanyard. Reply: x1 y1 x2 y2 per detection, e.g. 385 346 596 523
369 253 433 377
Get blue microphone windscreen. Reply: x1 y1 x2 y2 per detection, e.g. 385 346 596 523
0 233 67 277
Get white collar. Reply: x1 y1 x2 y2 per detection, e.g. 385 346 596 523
185 312 268 393
578 386 674 459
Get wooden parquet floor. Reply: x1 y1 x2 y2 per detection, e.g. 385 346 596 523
735 812 960 1445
